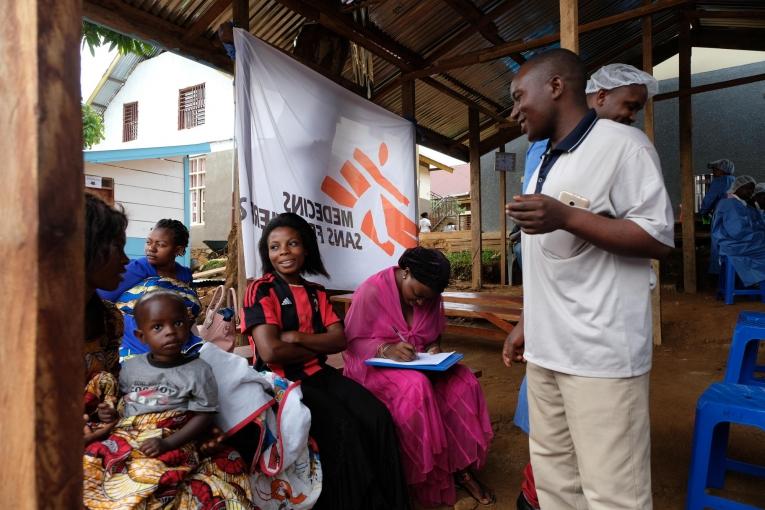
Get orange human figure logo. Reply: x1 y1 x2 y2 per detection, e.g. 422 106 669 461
321 142 417 255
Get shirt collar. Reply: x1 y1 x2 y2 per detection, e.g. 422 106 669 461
548 109 599 154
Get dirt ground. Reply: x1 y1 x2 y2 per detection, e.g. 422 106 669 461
437 285 765 510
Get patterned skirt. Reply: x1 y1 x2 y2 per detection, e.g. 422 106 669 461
83 409 256 509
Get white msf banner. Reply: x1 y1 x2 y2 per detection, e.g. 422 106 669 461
234 29 417 290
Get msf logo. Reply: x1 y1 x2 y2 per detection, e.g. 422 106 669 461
321 142 417 256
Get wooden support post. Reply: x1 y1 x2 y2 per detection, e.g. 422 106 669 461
498 145 507 286
233 0 250 309
560 0 580 52
0 0 83 506
679 14 697 293
643 4 662 346
469 107 482 289
401 79 415 121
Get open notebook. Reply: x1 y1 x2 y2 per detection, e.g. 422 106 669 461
365 351 463 372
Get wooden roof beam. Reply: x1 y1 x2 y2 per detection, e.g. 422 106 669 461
478 124 523 155
438 0 526 65
416 125 470 162
373 1 516 100
422 77 510 126
275 0 510 128
654 72 765 101
402 0 690 80
692 27 765 52
688 9 765 20
84 0 233 71
181 0 232 43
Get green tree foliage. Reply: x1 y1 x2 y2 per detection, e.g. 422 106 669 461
81 20 155 57
82 104 105 149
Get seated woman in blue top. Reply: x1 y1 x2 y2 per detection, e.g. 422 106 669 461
710 175 765 287
699 159 736 217
98 219 201 358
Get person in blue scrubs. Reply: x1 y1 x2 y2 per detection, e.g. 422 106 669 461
753 183 765 220
699 159 736 217
513 63 660 510
710 175 765 287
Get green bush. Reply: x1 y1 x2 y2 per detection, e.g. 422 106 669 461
201 258 226 272
445 250 500 283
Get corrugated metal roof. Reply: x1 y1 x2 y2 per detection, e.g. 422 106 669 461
92 0 765 152
87 48 162 114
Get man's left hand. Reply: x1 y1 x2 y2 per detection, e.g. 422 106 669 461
505 194 574 234
280 331 302 344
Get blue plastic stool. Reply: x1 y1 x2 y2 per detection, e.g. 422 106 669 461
686 383 765 510
726 312 765 387
718 255 765 305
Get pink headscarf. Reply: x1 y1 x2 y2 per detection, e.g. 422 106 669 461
343 267 446 384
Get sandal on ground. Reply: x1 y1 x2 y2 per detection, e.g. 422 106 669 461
455 470 496 506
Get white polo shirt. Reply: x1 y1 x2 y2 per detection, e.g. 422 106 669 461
522 118 674 378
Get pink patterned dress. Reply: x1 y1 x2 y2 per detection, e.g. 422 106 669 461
343 267 493 507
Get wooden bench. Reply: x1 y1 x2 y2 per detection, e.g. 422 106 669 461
330 291 522 342
232 346 482 378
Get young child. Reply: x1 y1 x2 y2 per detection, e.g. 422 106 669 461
241 212 409 510
84 291 255 509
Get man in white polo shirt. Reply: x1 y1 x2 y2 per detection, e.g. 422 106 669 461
504 49 674 509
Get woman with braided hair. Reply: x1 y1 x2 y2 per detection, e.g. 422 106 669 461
99 219 202 358
344 247 494 507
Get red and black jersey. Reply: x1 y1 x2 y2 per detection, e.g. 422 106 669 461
240 272 341 381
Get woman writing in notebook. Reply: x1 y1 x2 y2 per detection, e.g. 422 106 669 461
240 212 409 510
343 247 494 507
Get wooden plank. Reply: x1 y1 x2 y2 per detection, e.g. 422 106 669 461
420 230 510 253
233 0 249 30
83 0 233 72
444 324 509 341
401 0 688 79
498 145 507 286
654 72 765 101
182 0 232 43
478 125 523 155
422 77 510 126
469 107 482 290
643 2 662 346
416 125 470 163
193 266 227 279
419 154 453 173
0 0 84 506
401 79 415 121
560 0 580 52
679 14 696 293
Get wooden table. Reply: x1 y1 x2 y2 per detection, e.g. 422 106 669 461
331 291 522 341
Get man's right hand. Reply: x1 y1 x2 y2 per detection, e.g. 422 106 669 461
503 320 525 367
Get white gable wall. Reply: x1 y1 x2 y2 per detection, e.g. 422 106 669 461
92 52 234 150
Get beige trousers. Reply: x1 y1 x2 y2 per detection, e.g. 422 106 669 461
526 362 652 510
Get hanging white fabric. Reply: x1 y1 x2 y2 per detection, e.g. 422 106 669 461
233 28 417 290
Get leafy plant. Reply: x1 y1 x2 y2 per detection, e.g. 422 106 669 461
81 20 155 57
445 250 500 282
82 104 105 149
201 258 227 272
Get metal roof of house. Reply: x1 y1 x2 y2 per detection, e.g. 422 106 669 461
83 0 765 158
86 47 163 114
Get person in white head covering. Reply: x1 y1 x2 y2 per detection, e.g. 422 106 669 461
753 183 765 212
523 63 659 195
585 63 659 126
709 175 765 284
700 159 736 216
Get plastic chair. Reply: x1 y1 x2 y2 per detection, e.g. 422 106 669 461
725 311 765 387
686 383 765 510
717 255 765 305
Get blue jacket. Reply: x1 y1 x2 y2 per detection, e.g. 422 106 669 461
710 198 765 286
699 174 735 216
524 140 548 194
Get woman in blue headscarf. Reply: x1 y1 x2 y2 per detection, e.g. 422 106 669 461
699 159 736 217
710 175 765 286
98 219 201 358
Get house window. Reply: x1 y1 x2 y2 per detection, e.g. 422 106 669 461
123 102 138 142
190 156 206 224
178 84 205 130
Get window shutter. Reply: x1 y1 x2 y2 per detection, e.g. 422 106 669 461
178 84 206 130
122 102 138 142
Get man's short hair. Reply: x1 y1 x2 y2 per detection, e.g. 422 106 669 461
524 48 587 94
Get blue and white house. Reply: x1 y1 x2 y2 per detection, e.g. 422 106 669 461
84 51 236 259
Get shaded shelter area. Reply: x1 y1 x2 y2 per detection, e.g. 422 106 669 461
2 0 765 507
